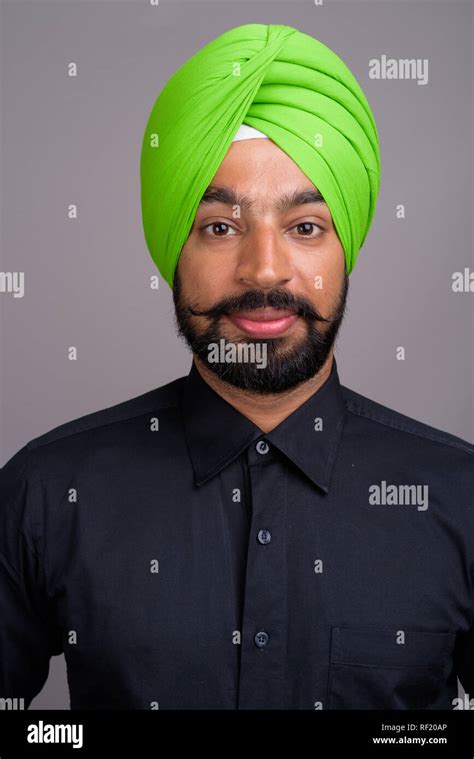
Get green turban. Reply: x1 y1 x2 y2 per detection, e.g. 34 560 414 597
140 23 380 288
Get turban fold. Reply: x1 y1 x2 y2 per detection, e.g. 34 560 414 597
140 23 380 288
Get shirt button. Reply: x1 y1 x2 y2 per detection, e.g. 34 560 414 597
254 631 269 648
256 440 270 455
257 529 272 545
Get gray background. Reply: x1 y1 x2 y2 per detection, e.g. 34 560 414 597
0 0 472 709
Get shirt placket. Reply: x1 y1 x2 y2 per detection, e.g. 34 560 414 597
237 437 288 709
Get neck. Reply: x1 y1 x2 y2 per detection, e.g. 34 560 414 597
193 351 335 433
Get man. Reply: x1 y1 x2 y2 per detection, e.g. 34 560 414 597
1 23 473 711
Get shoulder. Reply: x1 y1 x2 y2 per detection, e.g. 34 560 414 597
1 374 186 480
341 384 474 459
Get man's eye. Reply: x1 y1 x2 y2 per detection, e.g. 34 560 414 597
203 222 236 236
291 222 323 237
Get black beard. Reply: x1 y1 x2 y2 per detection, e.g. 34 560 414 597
172 267 349 395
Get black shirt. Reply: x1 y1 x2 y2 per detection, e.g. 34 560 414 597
1 357 473 710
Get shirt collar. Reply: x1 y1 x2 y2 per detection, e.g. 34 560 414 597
180 356 346 493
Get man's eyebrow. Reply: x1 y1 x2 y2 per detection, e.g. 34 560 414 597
198 185 326 213
274 188 326 213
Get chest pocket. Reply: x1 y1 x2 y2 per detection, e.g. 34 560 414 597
326 627 456 710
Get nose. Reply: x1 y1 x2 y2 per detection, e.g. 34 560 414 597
235 223 294 290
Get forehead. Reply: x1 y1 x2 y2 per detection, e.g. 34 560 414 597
211 137 312 188
200 139 326 214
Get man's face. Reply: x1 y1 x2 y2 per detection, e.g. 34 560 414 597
173 137 348 394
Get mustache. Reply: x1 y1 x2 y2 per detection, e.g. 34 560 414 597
187 288 340 324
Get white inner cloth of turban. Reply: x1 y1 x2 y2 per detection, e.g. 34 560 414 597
231 124 269 142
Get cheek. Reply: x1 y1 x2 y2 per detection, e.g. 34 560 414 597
298 244 344 282
295 240 345 305
189 245 235 288
178 246 231 305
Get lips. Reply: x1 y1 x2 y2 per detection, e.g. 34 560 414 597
225 307 299 338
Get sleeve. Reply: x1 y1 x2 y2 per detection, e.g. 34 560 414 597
0 444 63 708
